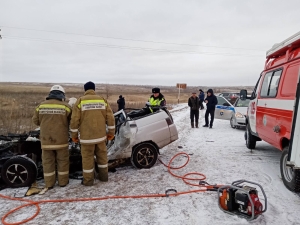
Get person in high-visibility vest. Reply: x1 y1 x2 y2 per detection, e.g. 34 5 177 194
32 85 72 194
148 87 166 112
70 81 115 186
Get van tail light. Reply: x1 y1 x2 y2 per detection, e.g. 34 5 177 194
166 118 173 126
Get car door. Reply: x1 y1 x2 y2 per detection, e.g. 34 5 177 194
215 96 235 120
246 73 263 134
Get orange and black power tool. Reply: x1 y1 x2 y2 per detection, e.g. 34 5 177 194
218 180 267 221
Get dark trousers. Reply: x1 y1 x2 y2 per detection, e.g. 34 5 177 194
205 109 215 126
199 100 204 109
190 110 199 123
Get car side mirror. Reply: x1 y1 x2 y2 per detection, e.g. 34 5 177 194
240 90 247 100
223 103 231 107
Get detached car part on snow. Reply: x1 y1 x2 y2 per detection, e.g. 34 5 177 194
0 106 178 188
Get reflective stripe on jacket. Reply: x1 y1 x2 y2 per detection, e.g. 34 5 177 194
148 95 166 113
70 90 115 145
149 97 164 106
32 99 72 150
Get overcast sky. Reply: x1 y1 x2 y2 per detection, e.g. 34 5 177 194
0 0 299 87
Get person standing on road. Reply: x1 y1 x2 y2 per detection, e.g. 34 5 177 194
148 87 166 112
70 81 115 186
117 95 125 111
199 89 205 110
188 92 200 128
203 89 218 129
32 85 72 194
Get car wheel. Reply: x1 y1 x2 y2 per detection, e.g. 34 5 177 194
1 156 37 188
246 124 256 149
131 143 158 169
280 146 300 192
230 117 236 129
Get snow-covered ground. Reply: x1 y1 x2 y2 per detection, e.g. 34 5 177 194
1 104 300 225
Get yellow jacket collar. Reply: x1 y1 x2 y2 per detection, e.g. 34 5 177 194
84 90 96 96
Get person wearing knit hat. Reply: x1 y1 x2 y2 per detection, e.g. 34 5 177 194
199 89 205 110
84 81 95 91
117 95 125 111
203 89 218 128
188 91 200 128
70 81 115 186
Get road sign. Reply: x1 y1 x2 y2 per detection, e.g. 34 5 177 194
176 83 187 89
176 83 187 104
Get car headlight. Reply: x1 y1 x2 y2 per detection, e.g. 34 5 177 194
235 112 244 118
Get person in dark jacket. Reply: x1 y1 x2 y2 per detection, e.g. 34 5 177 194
199 89 205 110
188 92 200 128
117 95 125 111
203 89 218 128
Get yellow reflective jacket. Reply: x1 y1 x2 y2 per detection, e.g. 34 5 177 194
32 99 72 150
149 94 166 106
70 90 115 145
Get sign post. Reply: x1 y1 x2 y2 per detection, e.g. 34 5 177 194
176 83 187 104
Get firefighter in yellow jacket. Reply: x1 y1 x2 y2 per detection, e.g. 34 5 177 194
70 81 115 186
32 85 72 192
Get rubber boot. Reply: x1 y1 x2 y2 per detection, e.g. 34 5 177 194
191 122 194 128
26 181 42 196
196 122 199 128
98 168 108 182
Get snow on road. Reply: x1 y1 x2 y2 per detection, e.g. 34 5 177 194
1 104 300 225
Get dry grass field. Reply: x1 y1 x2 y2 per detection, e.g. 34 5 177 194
0 82 253 135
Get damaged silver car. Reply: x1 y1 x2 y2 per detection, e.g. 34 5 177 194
108 106 178 169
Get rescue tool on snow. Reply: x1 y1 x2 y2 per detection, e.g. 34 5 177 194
217 180 267 221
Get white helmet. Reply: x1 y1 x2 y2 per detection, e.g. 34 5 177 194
50 85 65 93
68 97 77 107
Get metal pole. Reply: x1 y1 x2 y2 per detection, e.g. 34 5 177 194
178 87 181 104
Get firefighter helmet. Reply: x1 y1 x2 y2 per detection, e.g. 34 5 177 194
50 85 65 93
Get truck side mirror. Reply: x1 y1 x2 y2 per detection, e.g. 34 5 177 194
250 92 256 100
240 90 247 100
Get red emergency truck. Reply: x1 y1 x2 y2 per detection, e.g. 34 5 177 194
240 31 300 192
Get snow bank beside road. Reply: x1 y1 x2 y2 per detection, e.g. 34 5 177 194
1 104 300 225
